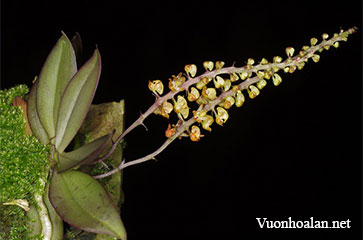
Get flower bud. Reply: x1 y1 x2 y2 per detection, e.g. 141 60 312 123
272 73 282 86
201 115 214 131
288 66 296 73
235 90 245 107
296 62 305 70
215 61 225 69
239 71 249 80
185 64 197 77
203 61 214 71
216 107 229 126
333 42 339 48
302 45 310 51
312 54 320 63
223 79 232 91
310 37 318 46
248 85 260 99
247 58 255 65
285 47 295 57
187 87 200 102
230 72 239 82
257 80 267 89
214 76 225 88
273 56 283 63
222 96 235 109
322 33 329 40
260 58 269 65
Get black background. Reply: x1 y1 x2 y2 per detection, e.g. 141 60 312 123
1 0 362 239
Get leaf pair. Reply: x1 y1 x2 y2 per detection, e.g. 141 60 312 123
27 32 101 153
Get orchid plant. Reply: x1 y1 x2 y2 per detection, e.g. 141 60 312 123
0 27 357 239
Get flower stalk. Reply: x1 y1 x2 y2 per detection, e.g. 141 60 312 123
94 27 357 179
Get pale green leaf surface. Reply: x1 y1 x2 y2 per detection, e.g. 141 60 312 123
55 49 101 153
27 79 49 144
36 33 77 140
49 170 127 239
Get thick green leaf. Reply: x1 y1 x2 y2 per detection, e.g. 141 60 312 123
27 79 49 144
55 49 101 153
57 132 113 172
36 32 77 140
49 170 127 239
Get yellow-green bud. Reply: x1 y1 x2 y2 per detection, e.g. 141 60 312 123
260 58 269 65
257 70 265 79
310 37 318 46
296 62 305 70
216 107 229 126
230 72 239 82
222 96 235 109
203 61 214 71
257 80 267 89
239 71 249 80
285 47 295 57
272 73 282 86
215 61 225 69
235 90 245 107
247 58 255 65
214 76 225 88
223 79 232 91
273 56 283 63
201 115 214 131
187 87 200 102
248 85 260 99
312 54 320 63
202 86 217 100
322 33 329 40
185 64 197 77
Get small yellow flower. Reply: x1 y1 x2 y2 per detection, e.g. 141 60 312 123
203 61 214 71
148 80 164 95
215 107 229 126
190 125 204 141
185 64 197 77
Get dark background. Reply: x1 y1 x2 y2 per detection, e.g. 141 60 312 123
1 1 362 239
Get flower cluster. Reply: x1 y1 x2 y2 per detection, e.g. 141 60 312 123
147 28 357 142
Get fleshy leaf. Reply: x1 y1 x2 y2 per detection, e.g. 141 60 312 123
36 32 77 140
44 182 64 240
27 79 50 144
55 49 101 153
49 170 127 239
57 132 113 172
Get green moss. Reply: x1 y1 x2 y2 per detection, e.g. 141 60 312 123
0 85 50 240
